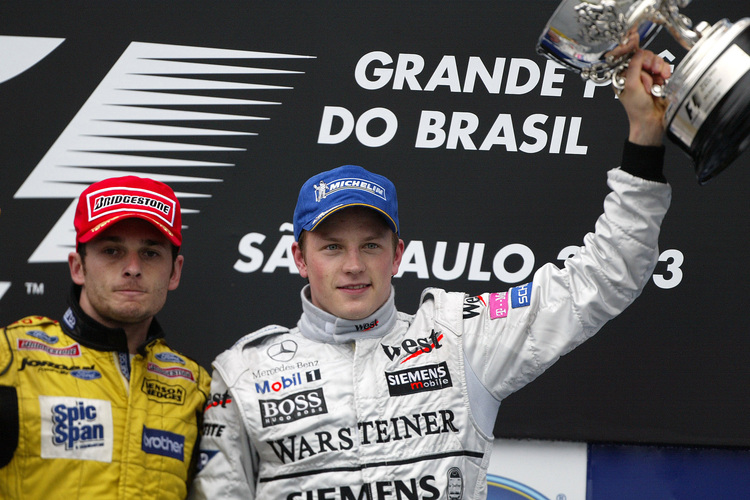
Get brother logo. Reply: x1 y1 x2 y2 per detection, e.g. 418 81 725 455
142 426 185 461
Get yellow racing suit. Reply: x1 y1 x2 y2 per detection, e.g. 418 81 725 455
0 285 210 499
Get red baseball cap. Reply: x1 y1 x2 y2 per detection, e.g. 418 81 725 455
74 176 182 248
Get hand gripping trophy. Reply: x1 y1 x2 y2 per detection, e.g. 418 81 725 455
537 0 750 183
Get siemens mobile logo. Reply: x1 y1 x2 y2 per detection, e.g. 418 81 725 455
13 41 314 263
386 361 453 397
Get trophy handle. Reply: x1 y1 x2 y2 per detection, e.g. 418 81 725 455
656 0 702 50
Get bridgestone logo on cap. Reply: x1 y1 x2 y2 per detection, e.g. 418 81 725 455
87 187 176 226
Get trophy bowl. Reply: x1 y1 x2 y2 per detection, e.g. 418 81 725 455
537 0 750 184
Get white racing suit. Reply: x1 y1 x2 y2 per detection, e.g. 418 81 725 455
191 155 671 499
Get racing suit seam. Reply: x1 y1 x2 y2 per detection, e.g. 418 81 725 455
1 327 12 376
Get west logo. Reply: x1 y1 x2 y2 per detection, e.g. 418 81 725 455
381 330 442 364
462 295 485 319
204 391 232 412
355 319 378 331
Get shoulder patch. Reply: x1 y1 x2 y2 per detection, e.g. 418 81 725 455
510 282 533 308
6 316 57 330
231 324 290 350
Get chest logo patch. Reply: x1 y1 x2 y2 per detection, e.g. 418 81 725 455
39 395 113 462
385 361 453 397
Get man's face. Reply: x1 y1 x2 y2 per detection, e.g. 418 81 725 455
293 207 404 321
69 218 183 330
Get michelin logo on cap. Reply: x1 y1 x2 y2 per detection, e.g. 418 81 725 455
313 177 387 203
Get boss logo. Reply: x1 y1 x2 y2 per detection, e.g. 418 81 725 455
259 388 328 428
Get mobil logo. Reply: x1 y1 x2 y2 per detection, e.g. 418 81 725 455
255 369 321 394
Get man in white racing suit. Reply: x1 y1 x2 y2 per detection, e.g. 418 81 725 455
191 49 673 499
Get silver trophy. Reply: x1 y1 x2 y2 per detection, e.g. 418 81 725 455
537 0 750 184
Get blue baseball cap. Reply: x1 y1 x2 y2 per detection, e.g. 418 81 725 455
293 165 399 241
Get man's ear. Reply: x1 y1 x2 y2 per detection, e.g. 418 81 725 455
292 241 308 278
69 252 85 285
391 238 405 277
168 254 184 291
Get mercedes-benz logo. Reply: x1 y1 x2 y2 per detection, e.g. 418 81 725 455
267 340 298 362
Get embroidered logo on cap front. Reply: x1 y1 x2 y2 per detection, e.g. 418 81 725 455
313 177 387 203
86 186 176 226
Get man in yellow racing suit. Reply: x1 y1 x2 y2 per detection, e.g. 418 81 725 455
0 176 210 499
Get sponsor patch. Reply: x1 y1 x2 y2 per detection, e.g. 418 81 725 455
197 449 219 472
255 369 322 394
381 330 443 364
19 357 94 375
202 422 225 437
142 378 186 405
266 340 298 362
489 292 509 319
155 352 185 365
511 282 532 308
354 319 379 332
39 396 113 462
117 352 130 381
17 339 81 357
62 308 76 330
86 186 176 226
463 296 486 319
142 426 185 461
448 467 464 500
70 369 101 381
146 362 195 382
204 391 232 412
313 177 387 203
259 388 328 428
26 329 59 344
385 361 453 397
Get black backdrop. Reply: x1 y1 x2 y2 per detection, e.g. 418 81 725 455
1 0 748 447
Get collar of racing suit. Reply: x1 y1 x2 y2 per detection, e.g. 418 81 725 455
60 284 165 354
297 284 398 344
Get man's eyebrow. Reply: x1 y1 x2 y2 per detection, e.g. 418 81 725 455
96 236 168 247
142 239 169 247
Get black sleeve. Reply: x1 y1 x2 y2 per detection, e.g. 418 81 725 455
620 139 667 183
0 385 18 467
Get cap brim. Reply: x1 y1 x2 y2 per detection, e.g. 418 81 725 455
77 213 181 247
307 203 398 234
